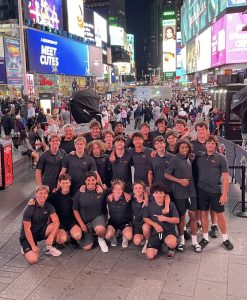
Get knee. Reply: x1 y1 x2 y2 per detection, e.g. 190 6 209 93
146 251 156 260
95 226 106 237
142 223 150 235
83 244 93 251
26 254 38 265
57 231 68 245
166 236 177 249
189 213 197 222
71 228 82 241
133 235 142 246
123 230 133 241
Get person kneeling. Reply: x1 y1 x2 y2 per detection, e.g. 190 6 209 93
19 185 62 265
143 184 179 259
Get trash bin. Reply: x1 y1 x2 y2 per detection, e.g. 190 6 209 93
0 140 13 190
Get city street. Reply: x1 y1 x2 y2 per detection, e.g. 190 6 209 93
0 122 246 300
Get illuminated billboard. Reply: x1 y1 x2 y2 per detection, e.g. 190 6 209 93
26 29 89 76
163 19 176 73
176 32 181 69
67 0 84 37
196 27 211 71
84 8 95 43
94 12 107 48
181 46 186 75
113 62 131 75
211 16 226 67
110 26 125 47
186 40 196 74
24 0 63 30
89 46 104 78
127 34 135 66
181 0 247 45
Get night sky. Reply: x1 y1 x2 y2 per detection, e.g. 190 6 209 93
125 0 150 79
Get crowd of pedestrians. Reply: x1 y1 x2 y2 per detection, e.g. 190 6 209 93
0 92 234 264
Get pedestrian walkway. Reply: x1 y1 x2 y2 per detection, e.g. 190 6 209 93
0 182 246 300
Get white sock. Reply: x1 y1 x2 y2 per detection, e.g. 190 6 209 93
212 223 218 227
203 233 209 241
191 235 198 246
179 235 185 245
222 234 228 242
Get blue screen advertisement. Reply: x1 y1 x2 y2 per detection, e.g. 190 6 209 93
0 59 7 84
27 29 89 76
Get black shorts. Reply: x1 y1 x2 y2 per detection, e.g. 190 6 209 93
197 188 224 213
107 219 132 232
60 220 78 232
147 230 177 250
133 222 143 235
173 197 197 216
81 215 106 247
19 223 48 254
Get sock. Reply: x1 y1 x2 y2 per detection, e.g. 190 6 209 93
222 234 228 242
197 220 201 226
203 233 209 241
98 237 103 241
179 235 185 245
212 223 218 227
191 235 198 246
184 226 187 231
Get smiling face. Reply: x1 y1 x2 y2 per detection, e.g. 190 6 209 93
133 183 145 197
85 176 97 190
205 140 217 153
140 125 150 136
196 126 208 140
59 179 71 193
75 140 86 154
179 143 190 156
64 127 74 140
175 123 185 134
91 126 100 138
114 140 125 151
132 136 144 148
49 137 60 152
154 140 165 152
104 133 113 144
153 191 165 205
36 189 48 207
112 183 124 199
92 143 101 157
167 135 177 146
157 121 166 133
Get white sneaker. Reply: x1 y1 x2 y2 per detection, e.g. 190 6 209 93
111 236 117 247
122 237 129 248
21 247 24 255
142 240 148 254
98 237 109 253
44 246 62 257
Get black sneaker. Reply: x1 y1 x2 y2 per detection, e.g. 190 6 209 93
209 225 219 238
223 239 234 251
70 238 80 249
166 248 175 259
199 238 209 249
184 230 191 240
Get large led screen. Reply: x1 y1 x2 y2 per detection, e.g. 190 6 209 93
25 0 63 30
4 38 23 85
67 0 84 37
186 40 196 74
127 34 135 65
226 13 247 64
181 0 247 45
211 16 226 67
176 32 181 69
27 29 89 76
181 46 187 75
89 46 104 78
110 26 124 47
196 27 211 71
163 19 177 73
94 12 107 48
84 8 95 43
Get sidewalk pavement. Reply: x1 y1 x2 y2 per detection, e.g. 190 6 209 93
0 121 246 299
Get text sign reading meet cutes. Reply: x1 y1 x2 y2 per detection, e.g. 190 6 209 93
27 29 89 76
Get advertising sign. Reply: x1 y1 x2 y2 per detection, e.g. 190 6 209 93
67 0 84 37
4 38 23 85
24 0 63 30
127 34 135 65
211 15 226 67
181 0 247 44
196 27 211 71
0 37 7 84
94 12 107 48
113 62 131 75
181 46 187 75
226 13 247 64
27 29 89 76
110 26 125 47
186 40 196 74
163 19 177 73
89 46 104 78
176 32 181 69
84 8 95 42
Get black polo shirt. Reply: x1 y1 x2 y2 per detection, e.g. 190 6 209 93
107 195 132 224
143 137 153 149
36 149 66 191
63 153 97 193
110 149 133 191
191 139 206 156
130 147 152 184
48 190 76 228
93 154 112 187
20 201 56 239
150 130 167 140
143 201 178 233
131 197 145 224
165 154 196 199
73 189 108 224
60 138 75 154
148 152 174 193
195 152 229 194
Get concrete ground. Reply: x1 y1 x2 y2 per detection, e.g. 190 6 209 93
0 120 246 300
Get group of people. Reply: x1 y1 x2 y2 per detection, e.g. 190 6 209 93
19 110 234 264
